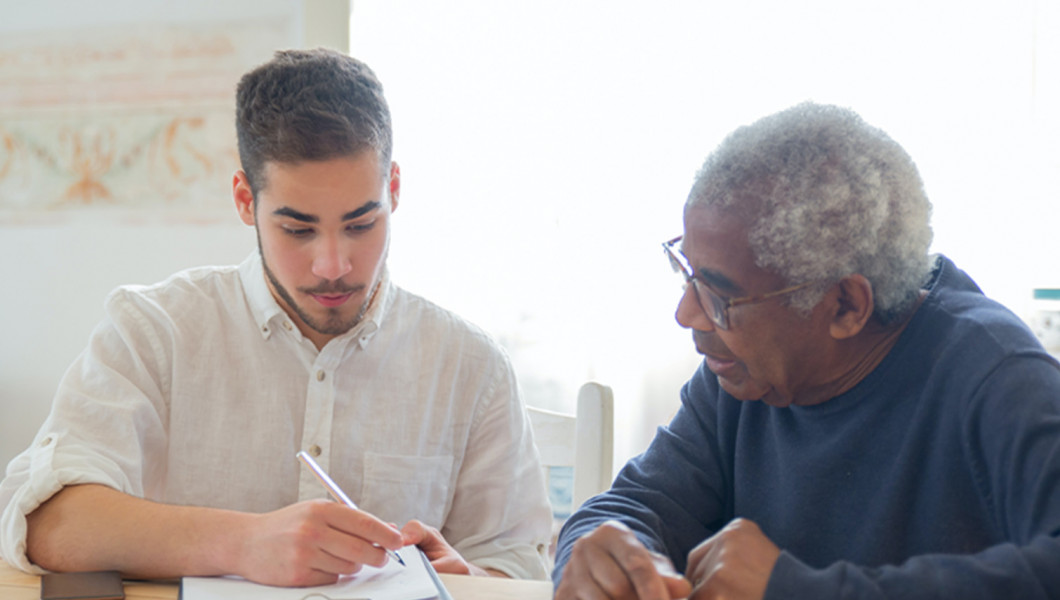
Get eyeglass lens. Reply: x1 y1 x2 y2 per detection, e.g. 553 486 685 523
665 243 729 329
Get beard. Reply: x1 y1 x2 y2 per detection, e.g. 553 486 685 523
257 234 376 337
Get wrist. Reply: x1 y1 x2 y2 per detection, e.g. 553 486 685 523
197 508 255 577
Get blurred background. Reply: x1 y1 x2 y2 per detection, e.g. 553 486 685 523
2 0 1058 474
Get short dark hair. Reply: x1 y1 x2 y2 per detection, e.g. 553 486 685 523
235 48 393 195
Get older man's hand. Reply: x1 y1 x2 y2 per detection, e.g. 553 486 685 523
684 518 779 600
555 520 693 600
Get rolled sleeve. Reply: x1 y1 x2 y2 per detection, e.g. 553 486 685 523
0 290 169 572
0 429 135 571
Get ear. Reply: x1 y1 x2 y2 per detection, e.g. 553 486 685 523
829 274 875 340
388 161 401 213
233 170 256 226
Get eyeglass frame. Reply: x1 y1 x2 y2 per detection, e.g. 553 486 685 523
662 236 816 330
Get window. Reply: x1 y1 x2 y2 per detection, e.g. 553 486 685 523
351 0 1060 466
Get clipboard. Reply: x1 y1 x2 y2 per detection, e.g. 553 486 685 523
179 546 451 600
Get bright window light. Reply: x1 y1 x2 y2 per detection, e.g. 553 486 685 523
351 0 1060 465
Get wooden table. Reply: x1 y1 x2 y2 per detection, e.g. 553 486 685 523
0 559 553 600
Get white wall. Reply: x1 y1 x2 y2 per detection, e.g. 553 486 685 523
0 221 255 464
0 0 349 469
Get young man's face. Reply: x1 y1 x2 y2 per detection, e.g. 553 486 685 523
233 151 400 349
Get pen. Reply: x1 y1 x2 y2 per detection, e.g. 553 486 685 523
296 450 407 567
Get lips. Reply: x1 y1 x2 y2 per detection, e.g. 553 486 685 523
311 292 353 308
703 353 739 376
693 333 740 376
696 344 740 376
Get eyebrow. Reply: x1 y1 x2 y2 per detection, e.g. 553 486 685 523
272 201 382 223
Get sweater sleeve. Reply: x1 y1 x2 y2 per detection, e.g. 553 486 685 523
766 534 1060 599
552 363 730 585
763 354 1060 599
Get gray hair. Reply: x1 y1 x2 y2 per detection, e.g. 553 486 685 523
686 102 933 324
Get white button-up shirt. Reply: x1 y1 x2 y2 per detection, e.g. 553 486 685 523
0 253 552 578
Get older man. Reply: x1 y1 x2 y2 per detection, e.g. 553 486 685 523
553 103 1060 599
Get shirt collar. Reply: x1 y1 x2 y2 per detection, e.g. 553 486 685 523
238 251 393 347
355 269 391 348
239 252 285 340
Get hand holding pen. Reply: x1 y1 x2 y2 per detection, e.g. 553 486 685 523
297 450 407 567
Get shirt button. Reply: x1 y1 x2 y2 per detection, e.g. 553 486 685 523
316 370 326 382
308 445 322 457
283 322 293 331
40 436 53 447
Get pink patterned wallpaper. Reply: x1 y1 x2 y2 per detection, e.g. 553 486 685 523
0 19 290 220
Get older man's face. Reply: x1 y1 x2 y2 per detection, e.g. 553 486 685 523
675 204 835 407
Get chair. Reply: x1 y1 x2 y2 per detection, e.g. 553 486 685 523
527 382 615 515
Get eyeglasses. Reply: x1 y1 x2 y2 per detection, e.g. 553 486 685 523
662 236 814 330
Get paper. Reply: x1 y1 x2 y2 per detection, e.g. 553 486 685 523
181 545 443 600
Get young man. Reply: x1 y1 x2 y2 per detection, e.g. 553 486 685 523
553 103 1060 599
0 49 551 586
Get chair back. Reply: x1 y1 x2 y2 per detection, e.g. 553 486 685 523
527 381 614 514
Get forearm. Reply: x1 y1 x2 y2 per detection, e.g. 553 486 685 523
554 444 723 583
26 484 250 579
556 367 729 583
553 494 677 586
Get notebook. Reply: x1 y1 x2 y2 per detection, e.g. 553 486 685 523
180 545 451 600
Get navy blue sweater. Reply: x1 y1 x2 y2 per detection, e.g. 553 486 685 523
554 256 1060 598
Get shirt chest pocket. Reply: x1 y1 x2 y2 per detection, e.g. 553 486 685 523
360 452 454 528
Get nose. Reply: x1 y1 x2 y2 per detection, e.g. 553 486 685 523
311 236 353 281
675 282 716 331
